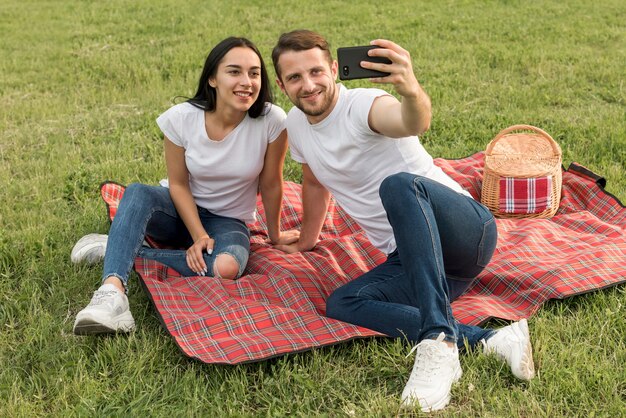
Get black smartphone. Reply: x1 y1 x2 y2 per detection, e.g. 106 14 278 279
337 45 392 80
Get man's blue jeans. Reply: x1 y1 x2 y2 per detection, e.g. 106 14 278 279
102 183 250 288
326 173 497 349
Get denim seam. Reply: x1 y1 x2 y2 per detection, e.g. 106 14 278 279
354 271 406 298
104 205 162 286
411 177 455 330
139 249 192 258
476 217 495 267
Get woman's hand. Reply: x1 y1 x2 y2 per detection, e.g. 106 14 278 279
186 234 215 276
269 229 301 245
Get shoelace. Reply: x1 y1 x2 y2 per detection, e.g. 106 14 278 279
406 342 446 382
89 290 118 306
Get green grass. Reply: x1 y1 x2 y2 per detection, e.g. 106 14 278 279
1 0 625 416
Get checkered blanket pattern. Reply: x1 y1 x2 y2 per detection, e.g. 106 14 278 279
100 153 626 364
435 154 625 325
499 176 552 213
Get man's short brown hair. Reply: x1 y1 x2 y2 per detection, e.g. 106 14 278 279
271 29 333 79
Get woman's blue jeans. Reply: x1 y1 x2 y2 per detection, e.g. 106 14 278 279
326 173 497 349
102 183 250 287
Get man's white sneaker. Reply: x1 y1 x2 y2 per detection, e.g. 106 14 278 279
71 233 108 264
73 284 135 335
401 332 462 412
482 318 535 381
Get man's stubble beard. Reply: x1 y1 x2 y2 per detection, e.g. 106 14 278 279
294 83 336 118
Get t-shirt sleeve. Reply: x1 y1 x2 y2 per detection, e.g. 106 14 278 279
265 104 287 143
156 105 185 147
288 145 305 164
284 110 306 164
348 88 391 137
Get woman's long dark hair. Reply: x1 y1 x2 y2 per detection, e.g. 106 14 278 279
187 37 273 118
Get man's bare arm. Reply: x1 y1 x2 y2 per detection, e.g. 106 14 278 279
274 163 331 253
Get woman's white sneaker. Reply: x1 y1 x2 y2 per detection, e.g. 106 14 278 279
73 284 135 335
70 233 108 265
482 318 536 380
401 332 462 412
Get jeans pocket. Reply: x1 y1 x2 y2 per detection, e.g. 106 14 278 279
476 217 497 267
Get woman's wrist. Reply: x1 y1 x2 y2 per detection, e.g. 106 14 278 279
193 233 210 243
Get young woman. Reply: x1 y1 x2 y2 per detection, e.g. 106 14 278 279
72 37 298 335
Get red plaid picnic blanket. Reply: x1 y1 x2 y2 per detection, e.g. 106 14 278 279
100 152 626 364
499 176 553 213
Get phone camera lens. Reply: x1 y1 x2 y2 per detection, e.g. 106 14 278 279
342 66 349 76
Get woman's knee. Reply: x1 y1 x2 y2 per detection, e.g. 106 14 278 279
122 183 155 206
213 254 240 280
121 184 172 219
124 182 150 196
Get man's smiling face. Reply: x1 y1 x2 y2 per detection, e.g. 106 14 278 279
276 47 339 124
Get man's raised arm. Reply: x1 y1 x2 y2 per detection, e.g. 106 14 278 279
361 39 432 138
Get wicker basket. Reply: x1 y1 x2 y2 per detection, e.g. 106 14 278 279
481 125 562 219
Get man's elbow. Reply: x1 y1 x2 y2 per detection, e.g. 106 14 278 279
416 120 431 137
403 118 430 137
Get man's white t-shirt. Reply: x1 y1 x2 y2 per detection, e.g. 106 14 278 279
156 102 286 223
286 85 471 254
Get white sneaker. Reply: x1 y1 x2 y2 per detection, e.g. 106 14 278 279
73 284 135 335
71 233 108 264
482 319 536 380
401 332 462 412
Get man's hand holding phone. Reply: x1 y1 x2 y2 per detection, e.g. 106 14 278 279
361 39 421 99
337 45 392 80
346 39 431 138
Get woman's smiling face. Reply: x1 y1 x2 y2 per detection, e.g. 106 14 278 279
209 46 262 113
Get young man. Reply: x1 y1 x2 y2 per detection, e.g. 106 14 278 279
271 30 536 412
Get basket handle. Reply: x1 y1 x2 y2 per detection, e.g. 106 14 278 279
486 124 560 154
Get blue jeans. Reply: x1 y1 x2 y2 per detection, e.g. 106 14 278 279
326 173 498 349
102 183 250 287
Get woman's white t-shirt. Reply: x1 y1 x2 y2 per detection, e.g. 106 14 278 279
156 102 286 223
286 85 470 254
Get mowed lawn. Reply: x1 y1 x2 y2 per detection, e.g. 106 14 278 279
1 0 624 416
